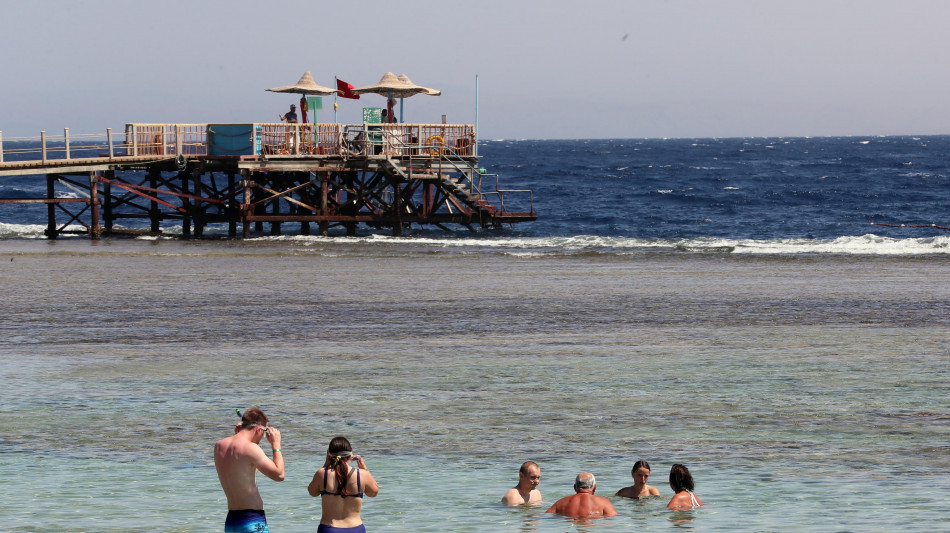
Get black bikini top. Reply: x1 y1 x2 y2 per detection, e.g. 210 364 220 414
320 467 363 498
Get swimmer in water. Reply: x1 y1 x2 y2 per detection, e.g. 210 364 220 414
615 459 661 499
546 472 617 518
501 461 542 505
667 463 703 510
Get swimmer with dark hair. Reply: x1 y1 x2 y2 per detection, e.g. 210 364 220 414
615 459 661 498
667 463 703 510
308 437 379 533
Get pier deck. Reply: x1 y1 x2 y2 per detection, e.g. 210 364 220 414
0 123 536 238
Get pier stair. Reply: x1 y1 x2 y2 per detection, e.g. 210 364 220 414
381 140 536 228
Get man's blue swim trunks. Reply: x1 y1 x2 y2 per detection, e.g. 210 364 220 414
317 524 366 533
225 509 269 533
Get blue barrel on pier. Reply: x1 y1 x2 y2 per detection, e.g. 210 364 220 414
207 124 260 155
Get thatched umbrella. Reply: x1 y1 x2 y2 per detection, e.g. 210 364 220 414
266 71 338 122
396 74 441 96
353 72 440 122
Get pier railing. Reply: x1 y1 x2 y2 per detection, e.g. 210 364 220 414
0 128 122 163
126 124 208 156
339 124 475 158
0 123 477 163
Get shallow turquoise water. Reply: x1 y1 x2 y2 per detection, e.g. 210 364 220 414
1 239 948 531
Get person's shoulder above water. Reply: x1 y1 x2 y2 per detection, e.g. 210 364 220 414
616 484 660 498
502 461 542 505
667 490 703 510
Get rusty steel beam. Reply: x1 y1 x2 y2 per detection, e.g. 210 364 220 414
97 174 228 206
105 179 188 214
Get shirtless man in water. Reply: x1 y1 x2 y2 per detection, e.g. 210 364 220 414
501 461 542 505
546 472 617 518
214 407 285 532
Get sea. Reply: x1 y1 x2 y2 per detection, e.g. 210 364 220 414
1 136 948 532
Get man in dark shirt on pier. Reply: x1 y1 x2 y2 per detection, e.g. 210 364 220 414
280 104 298 123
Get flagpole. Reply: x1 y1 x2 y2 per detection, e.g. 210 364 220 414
334 77 339 123
474 74 479 157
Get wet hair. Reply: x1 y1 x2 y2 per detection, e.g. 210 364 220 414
669 463 695 492
327 436 354 496
574 472 596 490
632 459 651 476
240 407 268 429
520 461 539 476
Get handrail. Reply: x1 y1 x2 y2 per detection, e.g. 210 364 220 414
475 189 534 215
124 123 207 157
0 128 120 163
417 142 538 215
498 189 535 214
1 122 478 164
428 142 486 193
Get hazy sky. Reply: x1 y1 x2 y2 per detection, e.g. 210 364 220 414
3 0 950 139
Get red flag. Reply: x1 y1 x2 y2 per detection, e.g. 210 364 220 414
336 78 360 100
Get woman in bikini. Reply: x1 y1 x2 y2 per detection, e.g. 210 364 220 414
615 459 661 498
308 436 379 533
666 463 703 510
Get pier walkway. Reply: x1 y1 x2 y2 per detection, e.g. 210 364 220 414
0 123 536 238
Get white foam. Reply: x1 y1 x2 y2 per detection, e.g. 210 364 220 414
0 222 56 238
248 233 950 255
727 234 950 255
3 223 949 255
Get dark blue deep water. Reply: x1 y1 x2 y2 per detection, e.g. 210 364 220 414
2 136 949 252
478 136 950 240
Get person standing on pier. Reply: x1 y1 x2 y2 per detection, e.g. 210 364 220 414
280 104 298 123
214 407 285 532
381 108 397 124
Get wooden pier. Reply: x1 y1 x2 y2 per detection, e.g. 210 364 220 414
0 123 536 238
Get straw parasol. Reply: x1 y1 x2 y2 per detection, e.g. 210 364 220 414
267 71 338 95
396 74 441 96
266 71 338 122
353 72 441 122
